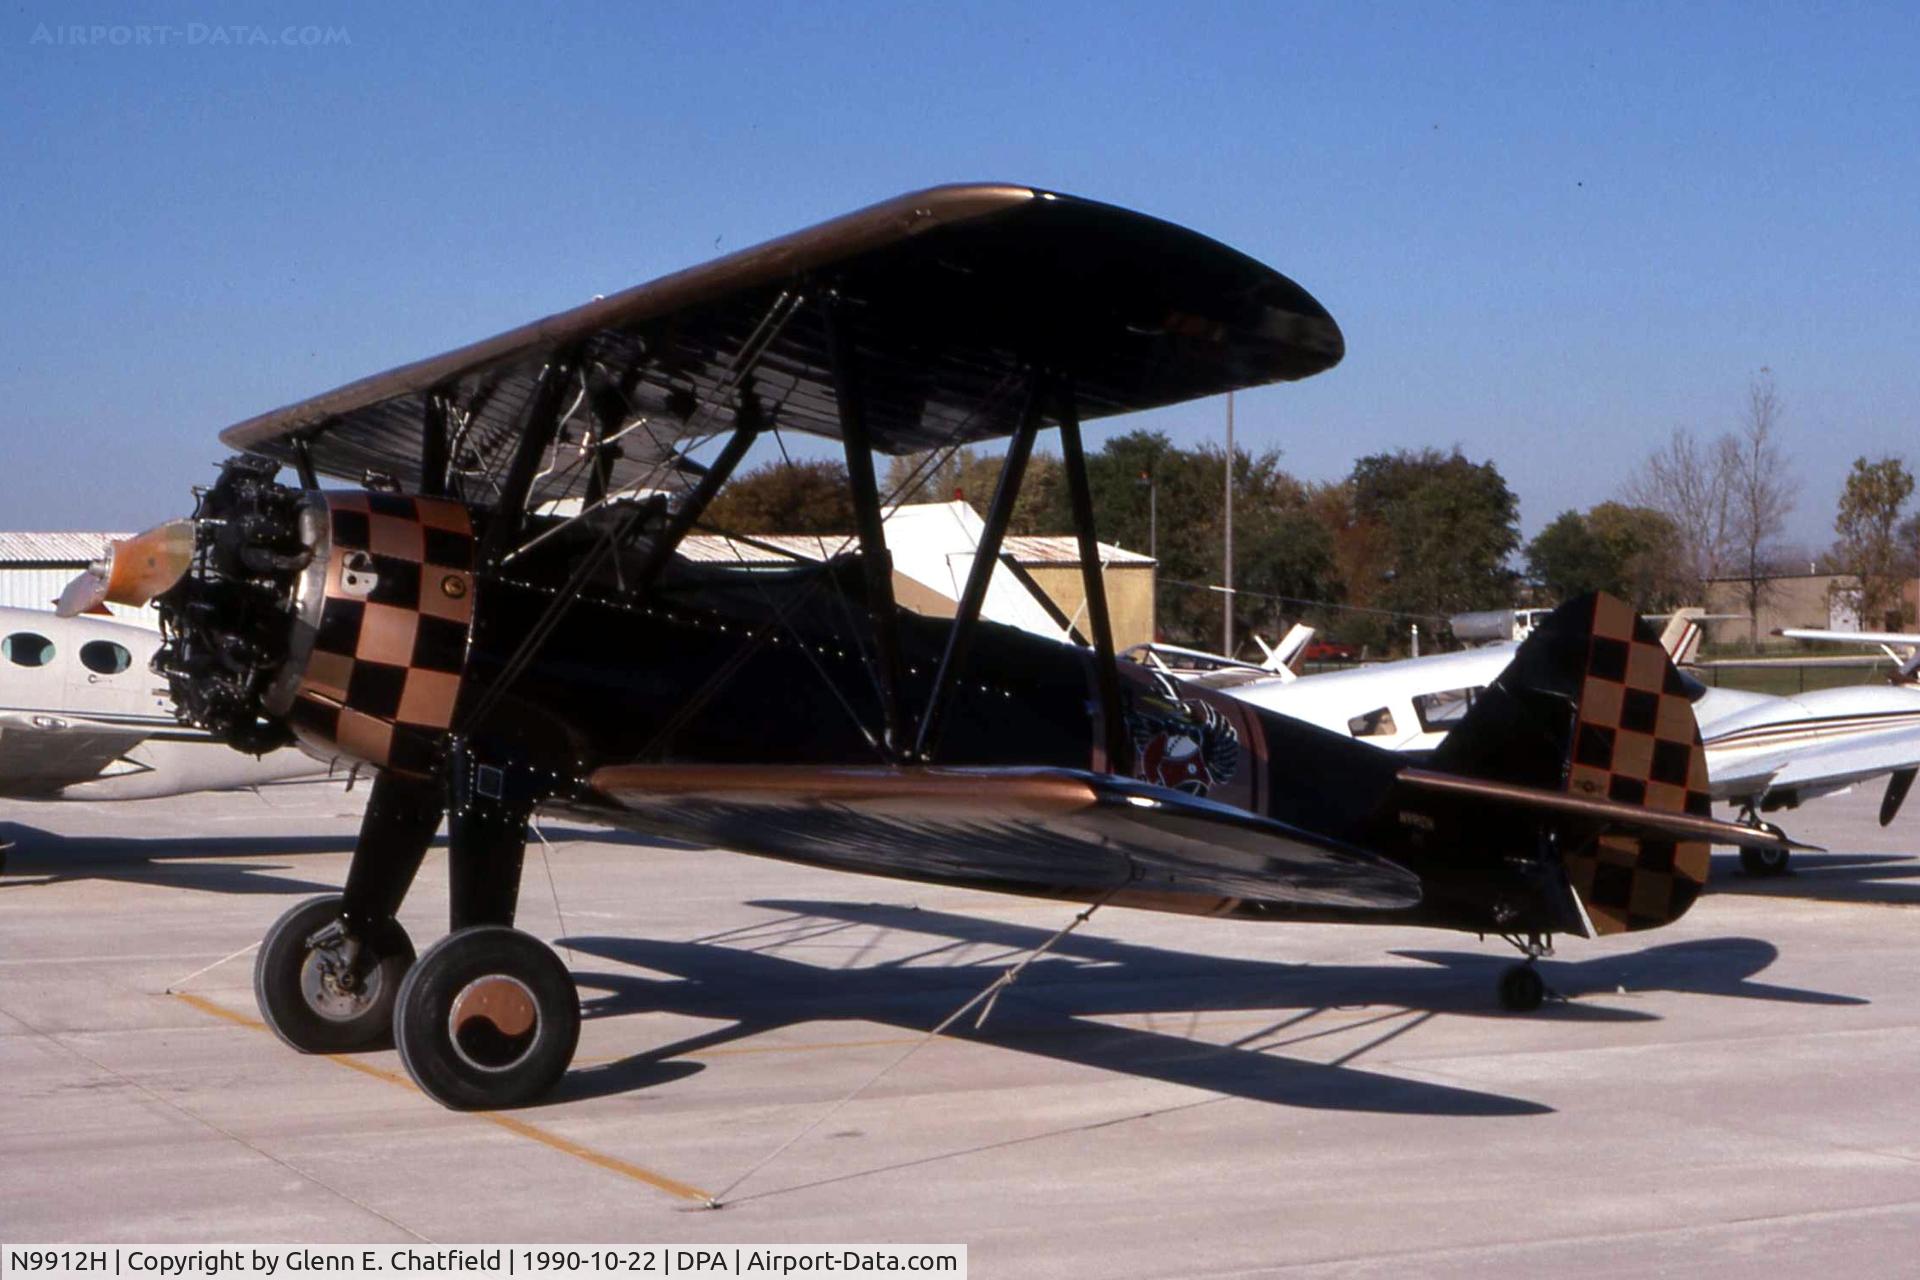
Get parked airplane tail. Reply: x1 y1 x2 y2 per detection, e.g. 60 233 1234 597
1251 623 1315 681
1658 608 1707 667
1423 593 1722 935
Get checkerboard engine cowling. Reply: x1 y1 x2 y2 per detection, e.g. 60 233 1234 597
1562 594 1712 934
286 492 475 776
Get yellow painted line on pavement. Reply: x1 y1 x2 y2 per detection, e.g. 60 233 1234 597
170 991 713 1205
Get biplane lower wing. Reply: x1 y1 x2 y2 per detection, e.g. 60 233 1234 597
583 763 1423 913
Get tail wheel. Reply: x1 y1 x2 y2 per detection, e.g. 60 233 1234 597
393 926 579 1110
1739 842 1791 877
1498 963 1545 1013
254 894 415 1052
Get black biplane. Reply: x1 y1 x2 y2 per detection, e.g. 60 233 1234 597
64 184 1794 1110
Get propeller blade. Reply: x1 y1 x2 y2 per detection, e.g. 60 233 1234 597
53 565 111 618
1880 767 1916 827
53 519 195 617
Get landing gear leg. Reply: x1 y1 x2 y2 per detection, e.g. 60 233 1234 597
254 772 442 1051
1736 803 1792 877
1497 932 1553 1013
394 745 578 1109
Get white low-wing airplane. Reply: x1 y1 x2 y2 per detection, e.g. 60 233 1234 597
0 606 327 849
1124 625 1316 687
1212 615 1920 875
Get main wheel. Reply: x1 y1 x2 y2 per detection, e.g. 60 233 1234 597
254 895 415 1052
393 926 579 1110
1498 963 1545 1013
1739 842 1791 877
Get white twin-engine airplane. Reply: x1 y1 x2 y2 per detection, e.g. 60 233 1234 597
0 605 327 861
1210 614 1920 876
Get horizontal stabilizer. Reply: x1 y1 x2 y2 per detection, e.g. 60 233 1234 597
1396 767 1814 851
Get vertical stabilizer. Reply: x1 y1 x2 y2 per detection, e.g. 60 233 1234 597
1432 593 1714 934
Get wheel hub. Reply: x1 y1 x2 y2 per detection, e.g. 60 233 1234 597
448 975 540 1072
299 949 382 1021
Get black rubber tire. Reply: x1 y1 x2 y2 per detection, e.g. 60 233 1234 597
1498 963 1545 1013
1739 844 1791 877
393 926 579 1110
254 894 415 1053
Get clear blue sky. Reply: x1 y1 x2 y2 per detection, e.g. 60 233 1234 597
4 2 1915 555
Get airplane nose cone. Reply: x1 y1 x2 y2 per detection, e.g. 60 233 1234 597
54 518 195 617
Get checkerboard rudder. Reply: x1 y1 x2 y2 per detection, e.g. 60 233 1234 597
1423 592 1713 937
1560 594 1713 935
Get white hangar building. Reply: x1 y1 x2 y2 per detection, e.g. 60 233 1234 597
0 532 161 628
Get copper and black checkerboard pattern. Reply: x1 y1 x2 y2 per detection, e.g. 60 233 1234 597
285 492 476 777
1561 594 1713 935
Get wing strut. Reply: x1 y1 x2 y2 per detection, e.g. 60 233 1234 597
1059 382 1132 776
913 370 1048 761
629 416 762 587
420 391 452 498
292 435 320 490
461 416 762 736
478 356 575 566
826 301 909 757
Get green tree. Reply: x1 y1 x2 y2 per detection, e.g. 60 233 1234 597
1527 511 1611 600
1348 448 1520 635
1527 502 1684 609
1016 429 1340 653
1834 455 1915 629
1587 501 1685 609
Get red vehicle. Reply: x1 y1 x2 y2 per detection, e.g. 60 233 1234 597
1303 640 1358 662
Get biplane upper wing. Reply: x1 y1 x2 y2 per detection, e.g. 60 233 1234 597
582 763 1421 913
218 184 1342 503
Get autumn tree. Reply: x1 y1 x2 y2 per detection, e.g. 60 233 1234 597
1624 371 1797 640
703 458 854 534
1723 370 1798 644
1622 426 1734 600
883 445 1062 533
1834 455 1915 630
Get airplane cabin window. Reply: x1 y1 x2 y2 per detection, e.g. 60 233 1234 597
1413 686 1483 732
80 640 133 675
1347 706 1397 738
2 632 55 667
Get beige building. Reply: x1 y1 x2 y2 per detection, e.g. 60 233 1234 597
1702 572 1920 647
680 529 1157 651
1003 536 1157 652
2 519 1156 650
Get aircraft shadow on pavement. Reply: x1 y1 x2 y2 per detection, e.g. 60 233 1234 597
546 899 1664 1119
553 902 1864 1117
0 823 353 895
1391 935 1867 1009
1708 848 1920 905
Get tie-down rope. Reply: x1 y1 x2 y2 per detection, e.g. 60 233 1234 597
704 890 1117 1208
